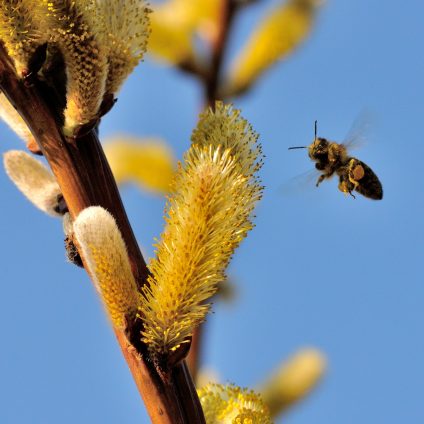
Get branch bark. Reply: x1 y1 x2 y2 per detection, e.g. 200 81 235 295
204 0 238 107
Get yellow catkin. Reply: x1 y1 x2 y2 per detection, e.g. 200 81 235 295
227 0 321 95
73 207 140 330
35 0 108 136
103 136 175 194
198 383 272 424
96 0 150 95
139 102 263 356
258 348 326 417
3 150 62 216
149 0 219 63
0 0 46 76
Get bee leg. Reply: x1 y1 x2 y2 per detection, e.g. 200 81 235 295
338 176 356 198
348 161 364 190
316 174 326 187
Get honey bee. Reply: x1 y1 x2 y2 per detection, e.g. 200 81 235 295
288 121 383 200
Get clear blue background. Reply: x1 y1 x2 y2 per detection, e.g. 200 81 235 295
0 0 422 422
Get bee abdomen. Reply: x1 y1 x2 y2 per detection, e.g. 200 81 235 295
349 158 383 200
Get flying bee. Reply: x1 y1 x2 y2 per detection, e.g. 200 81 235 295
288 121 383 200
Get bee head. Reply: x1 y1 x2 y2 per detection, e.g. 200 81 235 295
288 121 329 160
308 120 328 160
308 137 329 160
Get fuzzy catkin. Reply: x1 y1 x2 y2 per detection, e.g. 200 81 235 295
259 349 326 416
73 207 140 329
0 0 46 76
96 0 151 95
3 150 62 216
0 93 35 146
35 0 108 135
228 0 320 94
139 103 263 357
198 383 272 424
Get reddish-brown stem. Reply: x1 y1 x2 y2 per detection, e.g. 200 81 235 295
187 326 203 379
204 0 238 107
0 43 205 424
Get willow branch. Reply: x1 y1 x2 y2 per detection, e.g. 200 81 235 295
204 0 238 107
0 43 204 424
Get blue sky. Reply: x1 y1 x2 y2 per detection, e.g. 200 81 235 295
0 0 423 423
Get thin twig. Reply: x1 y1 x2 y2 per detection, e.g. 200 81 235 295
204 0 238 107
186 326 203 380
178 56 210 81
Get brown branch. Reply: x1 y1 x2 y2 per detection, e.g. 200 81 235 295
186 326 203 379
178 56 210 82
0 43 204 424
204 0 238 107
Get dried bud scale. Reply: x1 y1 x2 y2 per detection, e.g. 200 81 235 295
63 213 84 267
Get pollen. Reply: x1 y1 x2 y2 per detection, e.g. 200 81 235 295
198 383 272 424
139 102 263 357
96 0 151 95
37 0 108 136
0 0 46 76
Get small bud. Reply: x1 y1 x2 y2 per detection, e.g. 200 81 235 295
73 206 140 329
3 150 62 216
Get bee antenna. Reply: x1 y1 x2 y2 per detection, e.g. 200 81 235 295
314 120 318 140
288 146 307 150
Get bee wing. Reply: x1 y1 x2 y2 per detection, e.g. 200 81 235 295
278 168 320 196
342 111 373 151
